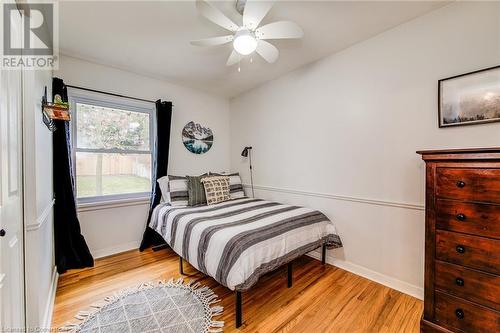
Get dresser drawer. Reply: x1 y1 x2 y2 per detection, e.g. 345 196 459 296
436 200 500 239
436 168 500 204
436 230 500 275
435 261 500 311
435 291 500 333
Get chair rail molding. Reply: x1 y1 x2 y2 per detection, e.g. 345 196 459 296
26 199 55 232
243 184 424 211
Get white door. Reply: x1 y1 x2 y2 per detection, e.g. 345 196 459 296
0 7 26 331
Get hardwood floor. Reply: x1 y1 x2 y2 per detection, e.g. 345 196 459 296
52 248 423 332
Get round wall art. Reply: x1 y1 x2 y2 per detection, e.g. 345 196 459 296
182 121 214 154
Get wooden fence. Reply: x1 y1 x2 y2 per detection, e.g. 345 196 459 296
76 153 151 179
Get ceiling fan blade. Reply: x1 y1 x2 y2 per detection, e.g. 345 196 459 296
255 21 304 40
226 50 240 66
191 35 234 47
196 0 239 32
255 40 279 63
243 0 274 30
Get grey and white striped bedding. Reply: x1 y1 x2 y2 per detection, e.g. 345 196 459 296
150 197 342 291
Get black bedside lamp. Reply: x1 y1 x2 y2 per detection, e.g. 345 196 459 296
241 146 254 197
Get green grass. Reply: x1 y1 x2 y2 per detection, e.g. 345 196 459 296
77 175 150 197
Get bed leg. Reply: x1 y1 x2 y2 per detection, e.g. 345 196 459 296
287 262 293 288
179 257 184 275
321 244 326 265
236 291 242 328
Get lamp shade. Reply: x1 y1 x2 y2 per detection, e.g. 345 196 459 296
241 146 252 157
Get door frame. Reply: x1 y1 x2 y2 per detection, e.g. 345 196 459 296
0 3 27 330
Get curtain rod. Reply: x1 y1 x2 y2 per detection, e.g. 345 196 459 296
65 84 158 104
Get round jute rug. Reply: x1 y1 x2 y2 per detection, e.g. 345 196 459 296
59 278 224 333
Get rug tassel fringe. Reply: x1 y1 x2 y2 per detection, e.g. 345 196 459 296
208 320 225 332
210 305 224 315
210 320 224 327
198 286 210 293
89 301 106 309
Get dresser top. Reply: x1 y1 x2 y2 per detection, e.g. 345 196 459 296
416 147 500 161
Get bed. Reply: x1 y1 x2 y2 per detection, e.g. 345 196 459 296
150 197 342 327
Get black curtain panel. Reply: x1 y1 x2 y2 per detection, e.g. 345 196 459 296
139 100 173 251
52 77 94 274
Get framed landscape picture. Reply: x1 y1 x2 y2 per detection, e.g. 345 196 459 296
438 65 500 127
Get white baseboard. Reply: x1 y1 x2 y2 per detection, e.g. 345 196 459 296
307 251 423 300
42 266 58 329
91 240 141 259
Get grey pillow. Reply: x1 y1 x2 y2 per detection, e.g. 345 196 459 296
187 174 209 206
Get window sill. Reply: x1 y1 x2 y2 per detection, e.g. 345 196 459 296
77 196 150 212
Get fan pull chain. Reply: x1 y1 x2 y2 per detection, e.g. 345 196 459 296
238 57 241 72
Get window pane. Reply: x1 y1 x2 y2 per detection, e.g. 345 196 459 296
76 152 151 198
76 103 150 151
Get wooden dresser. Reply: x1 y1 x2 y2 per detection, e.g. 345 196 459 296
417 148 500 333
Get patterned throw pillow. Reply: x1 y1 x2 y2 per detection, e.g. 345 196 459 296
209 172 245 199
186 175 208 206
201 176 231 205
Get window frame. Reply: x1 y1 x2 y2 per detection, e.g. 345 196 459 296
68 87 156 205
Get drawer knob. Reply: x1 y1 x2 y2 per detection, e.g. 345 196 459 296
456 213 466 221
455 277 464 286
456 245 466 254
455 308 464 319
456 180 466 188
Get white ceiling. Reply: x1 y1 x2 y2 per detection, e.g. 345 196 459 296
59 1 449 98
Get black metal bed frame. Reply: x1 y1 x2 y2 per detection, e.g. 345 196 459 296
178 244 327 328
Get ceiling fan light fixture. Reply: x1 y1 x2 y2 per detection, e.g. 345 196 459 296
192 0 303 67
233 29 257 55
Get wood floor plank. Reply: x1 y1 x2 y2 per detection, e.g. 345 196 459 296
52 248 423 332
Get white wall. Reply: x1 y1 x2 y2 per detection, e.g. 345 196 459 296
55 55 231 258
23 68 56 329
230 1 500 299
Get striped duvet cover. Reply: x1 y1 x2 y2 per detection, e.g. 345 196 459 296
150 197 342 291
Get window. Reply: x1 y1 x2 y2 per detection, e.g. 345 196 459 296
69 88 155 203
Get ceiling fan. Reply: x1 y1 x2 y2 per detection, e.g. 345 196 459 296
190 0 304 69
